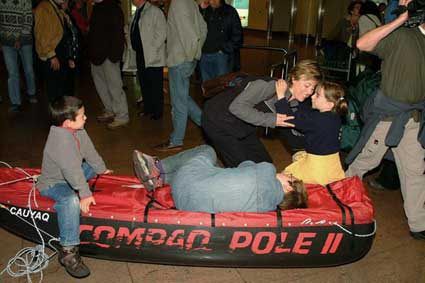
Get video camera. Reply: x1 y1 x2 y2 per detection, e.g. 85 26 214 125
392 0 425 27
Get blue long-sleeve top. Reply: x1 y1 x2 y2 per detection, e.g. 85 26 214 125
275 98 341 155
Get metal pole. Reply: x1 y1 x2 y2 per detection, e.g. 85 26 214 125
315 0 326 47
266 0 274 42
288 0 297 43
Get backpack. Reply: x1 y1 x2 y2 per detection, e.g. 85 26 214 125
340 69 381 151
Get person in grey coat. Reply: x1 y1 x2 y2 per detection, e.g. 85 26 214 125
131 0 166 120
154 0 207 151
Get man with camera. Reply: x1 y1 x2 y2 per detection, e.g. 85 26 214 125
346 0 425 240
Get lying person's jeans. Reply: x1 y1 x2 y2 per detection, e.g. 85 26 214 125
161 145 283 213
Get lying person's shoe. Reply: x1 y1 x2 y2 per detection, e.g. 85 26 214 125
410 230 425 240
107 119 129 129
133 150 163 191
153 141 183 152
58 246 90 278
97 112 115 123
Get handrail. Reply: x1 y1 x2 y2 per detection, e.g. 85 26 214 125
241 45 298 79
242 44 290 55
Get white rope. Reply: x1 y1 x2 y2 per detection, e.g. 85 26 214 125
0 165 59 283
333 219 377 238
0 161 13 168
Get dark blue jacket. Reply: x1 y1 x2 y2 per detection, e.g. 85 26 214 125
346 90 425 164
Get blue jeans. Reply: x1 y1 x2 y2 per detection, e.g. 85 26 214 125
40 163 96 247
2 45 36 105
199 52 230 82
168 61 202 146
161 145 217 184
161 145 283 213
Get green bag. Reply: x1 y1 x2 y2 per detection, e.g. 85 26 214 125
340 69 381 151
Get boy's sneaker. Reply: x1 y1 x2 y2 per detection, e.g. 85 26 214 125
97 112 115 123
107 119 129 129
133 150 163 191
58 246 90 278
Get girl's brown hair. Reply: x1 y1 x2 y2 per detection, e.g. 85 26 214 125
287 59 323 87
317 81 348 116
279 179 308 210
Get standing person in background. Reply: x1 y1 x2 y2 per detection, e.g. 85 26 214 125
0 0 37 112
88 0 130 129
154 0 207 152
357 0 382 72
130 0 166 120
332 0 362 47
199 0 243 82
34 0 78 102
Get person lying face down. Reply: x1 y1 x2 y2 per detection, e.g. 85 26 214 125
133 145 308 213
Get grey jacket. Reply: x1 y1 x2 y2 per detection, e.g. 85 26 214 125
229 80 278 128
166 0 207 67
37 127 107 199
135 2 166 67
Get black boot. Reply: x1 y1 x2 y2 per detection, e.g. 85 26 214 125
59 246 90 278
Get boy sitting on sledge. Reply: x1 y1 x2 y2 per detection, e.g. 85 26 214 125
37 96 112 278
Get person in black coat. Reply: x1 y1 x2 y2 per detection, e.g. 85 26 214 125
199 0 243 82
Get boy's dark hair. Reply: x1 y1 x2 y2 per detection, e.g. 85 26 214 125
50 96 84 126
279 179 308 210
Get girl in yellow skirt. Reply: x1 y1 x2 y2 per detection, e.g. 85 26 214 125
275 80 348 185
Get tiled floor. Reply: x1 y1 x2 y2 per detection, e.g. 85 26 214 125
0 33 424 282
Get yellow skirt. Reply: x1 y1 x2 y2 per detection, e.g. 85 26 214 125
284 151 345 186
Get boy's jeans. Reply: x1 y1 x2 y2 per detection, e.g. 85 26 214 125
40 163 96 247
2 45 36 105
168 61 202 146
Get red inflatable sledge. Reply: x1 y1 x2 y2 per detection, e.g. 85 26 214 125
0 167 375 268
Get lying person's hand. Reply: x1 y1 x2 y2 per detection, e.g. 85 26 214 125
276 113 295 127
80 196 96 213
276 173 294 193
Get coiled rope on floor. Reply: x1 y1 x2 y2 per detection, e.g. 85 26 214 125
0 162 59 283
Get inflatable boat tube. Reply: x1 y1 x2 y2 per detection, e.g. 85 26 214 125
0 168 375 268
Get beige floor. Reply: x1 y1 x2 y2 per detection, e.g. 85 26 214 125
1 34 424 283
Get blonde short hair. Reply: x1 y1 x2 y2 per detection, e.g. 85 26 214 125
288 59 323 87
